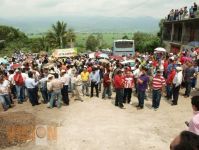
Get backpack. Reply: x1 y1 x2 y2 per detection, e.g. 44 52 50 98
14 73 24 86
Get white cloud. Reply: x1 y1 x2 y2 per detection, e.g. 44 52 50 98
0 0 197 18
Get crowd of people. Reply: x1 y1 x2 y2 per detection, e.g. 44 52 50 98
0 49 198 138
167 2 198 21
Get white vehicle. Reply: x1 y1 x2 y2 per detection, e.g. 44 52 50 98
113 39 135 56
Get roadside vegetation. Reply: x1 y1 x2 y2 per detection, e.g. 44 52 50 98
0 20 162 56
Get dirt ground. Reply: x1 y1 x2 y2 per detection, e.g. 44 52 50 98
2 83 199 150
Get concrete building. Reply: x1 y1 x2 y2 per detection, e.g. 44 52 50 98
162 18 199 54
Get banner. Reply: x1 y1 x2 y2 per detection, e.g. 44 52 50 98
52 48 77 58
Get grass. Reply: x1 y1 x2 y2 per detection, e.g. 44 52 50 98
76 32 134 47
27 32 134 48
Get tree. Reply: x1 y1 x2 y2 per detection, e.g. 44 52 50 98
86 35 99 51
96 33 103 48
46 21 76 49
157 19 165 43
122 35 129 39
0 25 27 42
133 32 161 53
65 28 76 47
0 25 30 55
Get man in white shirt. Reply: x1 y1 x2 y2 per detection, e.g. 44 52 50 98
25 71 39 106
8 70 16 99
21 68 28 100
172 66 183 105
0 75 11 111
133 65 140 94
60 70 70 105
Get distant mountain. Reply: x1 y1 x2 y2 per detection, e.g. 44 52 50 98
0 16 160 33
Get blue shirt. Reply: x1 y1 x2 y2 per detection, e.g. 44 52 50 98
167 64 177 75
25 78 38 89
90 71 100 84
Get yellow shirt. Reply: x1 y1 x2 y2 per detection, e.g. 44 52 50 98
81 71 89 81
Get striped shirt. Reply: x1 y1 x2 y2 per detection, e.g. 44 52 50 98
152 75 166 90
124 75 134 88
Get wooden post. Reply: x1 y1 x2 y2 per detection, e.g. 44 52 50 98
181 22 186 44
171 23 175 42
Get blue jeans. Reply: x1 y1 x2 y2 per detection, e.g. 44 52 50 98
138 90 145 107
166 84 172 99
82 81 89 96
48 92 52 101
0 94 11 109
152 89 162 108
50 90 62 108
15 85 24 102
191 77 197 88
102 85 112 98
40 88 49 103
4 94 11 106
22 86 26 100
185 81 192 97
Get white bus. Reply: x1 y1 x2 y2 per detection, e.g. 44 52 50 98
113 39 135 56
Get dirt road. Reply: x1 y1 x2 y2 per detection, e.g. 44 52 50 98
2 87 198 150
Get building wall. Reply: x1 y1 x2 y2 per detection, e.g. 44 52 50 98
162 18 199 53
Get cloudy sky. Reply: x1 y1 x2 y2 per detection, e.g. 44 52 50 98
0 0 196 18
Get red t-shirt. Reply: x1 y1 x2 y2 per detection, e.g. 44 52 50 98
166 69 176 84
164 60 168 72
153 60 158 67
103 73 111 87
114 75 124 89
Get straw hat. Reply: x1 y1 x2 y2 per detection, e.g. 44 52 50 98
176 67 183 71
61 69 66 73
49 70 55 74
47 74 54 79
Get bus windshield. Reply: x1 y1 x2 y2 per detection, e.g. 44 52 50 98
115 41 134 48
113 40 135 56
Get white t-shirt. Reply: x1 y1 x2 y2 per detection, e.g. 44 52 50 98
22 73 28 81
8 74 15 85
64 73 71 85
133 68 140 78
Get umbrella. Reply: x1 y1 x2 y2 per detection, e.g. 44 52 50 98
0 58 8 64
99 59 110 64
99 53 109 59
109 55 124 61
95 52 102 57
154 47 166 52
89 52 95 59
121 60 135 67
184 57 192 62
12 64 22 69
121 60 135 64
188 41 199 47
43 63 54 69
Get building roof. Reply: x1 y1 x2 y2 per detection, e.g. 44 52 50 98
164 17 199 24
